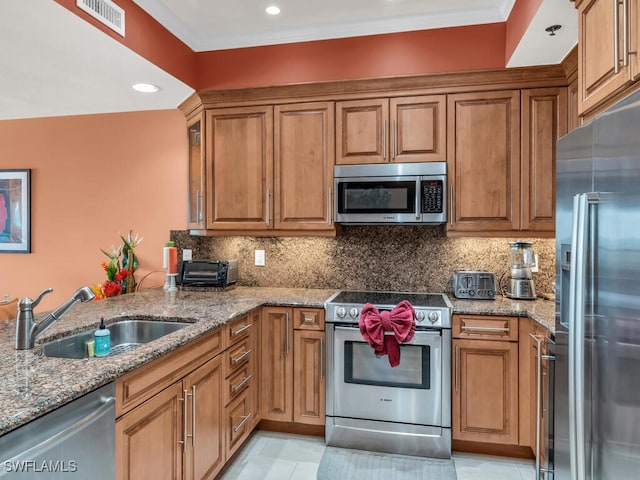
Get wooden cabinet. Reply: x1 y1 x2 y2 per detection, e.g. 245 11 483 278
577 0 640 115
261 306 325 426
205 106 273 230
521 87 568 233
223 310 260 460
201 102 334 234
274 102 334 230
448 88 565 236
116 354 224 480
452 314 519 445
447 90 521 234
187 114 205 229
336 95 446 164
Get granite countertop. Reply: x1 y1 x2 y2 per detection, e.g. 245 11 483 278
0 286 554 437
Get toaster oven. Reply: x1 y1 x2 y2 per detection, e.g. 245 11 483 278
178 260 238 288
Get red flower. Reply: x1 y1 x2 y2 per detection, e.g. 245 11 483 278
102 280 122 297
115 268 130 282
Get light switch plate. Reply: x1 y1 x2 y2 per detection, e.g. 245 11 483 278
255 249 265 266
182 249 192 261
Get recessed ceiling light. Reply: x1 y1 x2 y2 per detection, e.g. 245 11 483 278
266 5 280 15
132 83 160 93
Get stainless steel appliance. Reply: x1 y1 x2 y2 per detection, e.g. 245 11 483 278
325 291 452 458
452 270 497 299
0 382 115 479
553 88 640 480
333 162 447 224
177 259 238 287
505 241 537 300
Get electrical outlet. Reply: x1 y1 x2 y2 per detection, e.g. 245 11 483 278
182 249 192 261
531 254 539 273
255 249 265 267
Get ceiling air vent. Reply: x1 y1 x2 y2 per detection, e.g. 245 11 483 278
76 0 125 37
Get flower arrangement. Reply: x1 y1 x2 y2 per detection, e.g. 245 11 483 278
92 230 142 299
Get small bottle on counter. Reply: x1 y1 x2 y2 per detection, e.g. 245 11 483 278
94 318 111 357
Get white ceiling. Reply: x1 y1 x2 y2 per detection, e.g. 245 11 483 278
0 0 576 121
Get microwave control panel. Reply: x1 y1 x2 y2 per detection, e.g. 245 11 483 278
421 180 444 213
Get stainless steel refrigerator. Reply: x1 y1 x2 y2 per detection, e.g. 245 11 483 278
554 89 640 480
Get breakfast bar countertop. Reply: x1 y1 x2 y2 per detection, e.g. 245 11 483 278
0 286 554 436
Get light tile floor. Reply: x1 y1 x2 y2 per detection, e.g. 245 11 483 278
218 431 536 480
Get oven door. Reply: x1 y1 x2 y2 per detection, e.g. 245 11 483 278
329 325 447 427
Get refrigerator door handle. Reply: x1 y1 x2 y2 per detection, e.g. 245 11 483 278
569 192 599 480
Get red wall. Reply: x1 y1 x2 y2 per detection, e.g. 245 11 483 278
0 110 187 310
194 23 507 90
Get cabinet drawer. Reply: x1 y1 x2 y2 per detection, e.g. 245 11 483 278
453 315 518 341
225 336 253 374
225 390 253 460
116 328 223 417
225 362 253 406
225 313 254 346
293 308 325 330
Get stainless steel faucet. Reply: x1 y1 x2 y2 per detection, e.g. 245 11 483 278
15 286 96 349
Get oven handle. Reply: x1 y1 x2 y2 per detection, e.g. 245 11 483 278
333 325 442 336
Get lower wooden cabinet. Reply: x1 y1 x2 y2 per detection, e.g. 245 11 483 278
261 306 325 426
116 354 224 480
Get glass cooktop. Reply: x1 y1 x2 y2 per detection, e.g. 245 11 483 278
329 291 449 308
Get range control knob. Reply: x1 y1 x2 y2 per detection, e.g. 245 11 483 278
428 311 440 323
336 307 347 318
415 311 426 323
349 307 360 319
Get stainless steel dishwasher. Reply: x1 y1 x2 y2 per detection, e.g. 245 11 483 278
0 382 115 479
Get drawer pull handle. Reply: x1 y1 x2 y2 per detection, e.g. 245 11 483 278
233 413 252 433
461 325 509 333
304 316 315 323
231 349 252 364
232 323 253 336
231 375 252 393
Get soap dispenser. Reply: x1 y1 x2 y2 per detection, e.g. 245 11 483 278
94 318 111 357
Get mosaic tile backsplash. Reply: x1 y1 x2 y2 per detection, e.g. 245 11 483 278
172 226 556 296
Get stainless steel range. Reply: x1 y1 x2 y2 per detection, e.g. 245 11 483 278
325 290 452 458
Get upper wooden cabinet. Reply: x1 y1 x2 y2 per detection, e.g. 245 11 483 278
206 106 273 230
336 95 446 165
521 87 568 233
203 102 335 234
577 0 640 115
274 102 335 230
447 90 522 234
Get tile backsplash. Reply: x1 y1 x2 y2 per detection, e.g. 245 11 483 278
172 226 555 295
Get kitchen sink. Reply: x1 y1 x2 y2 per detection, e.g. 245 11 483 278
40 319 191 359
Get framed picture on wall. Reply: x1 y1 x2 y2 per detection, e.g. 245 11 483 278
0 169 31 253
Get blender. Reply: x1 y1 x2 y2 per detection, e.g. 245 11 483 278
506 241 537 300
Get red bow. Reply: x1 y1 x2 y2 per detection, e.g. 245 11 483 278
359 300 416 367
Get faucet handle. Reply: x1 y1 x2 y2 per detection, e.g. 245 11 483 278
19 288 53 310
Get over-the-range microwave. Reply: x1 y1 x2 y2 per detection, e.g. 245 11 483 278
334 162 447 225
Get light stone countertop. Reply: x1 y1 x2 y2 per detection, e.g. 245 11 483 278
0 287 554 436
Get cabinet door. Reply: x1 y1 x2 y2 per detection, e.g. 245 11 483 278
116 382 184 480
568 78 580 132
578 0 631 114
336 98 389 164
224 390 253 460
447 90 521 233
293 330 325 425
521 88 567 233
260 307 294 421
390 95 446 163
206 106 273 229
187 114 206 229
184 355 224 480
274 102 335 230
453 339 519 445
